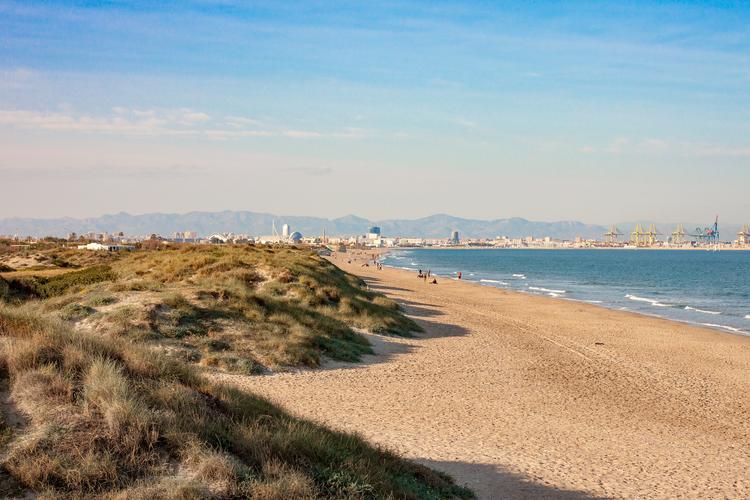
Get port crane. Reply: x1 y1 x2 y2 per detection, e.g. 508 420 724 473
630 224 646 246
645 224 662 246
670 224 687 245
604 226 623 244
692 215 720 246
738 225 750 246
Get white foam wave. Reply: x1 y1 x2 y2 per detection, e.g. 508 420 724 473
548 292 561 297
584 300 604 304
745 315 750 320
480 279 509 285
529 286 566 294
684 306 721 315
625 294 671 307
512 274 527 279
699 323 744 334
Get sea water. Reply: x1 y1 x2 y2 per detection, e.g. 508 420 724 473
381 248 750 335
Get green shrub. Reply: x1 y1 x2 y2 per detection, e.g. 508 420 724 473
60 303 96 321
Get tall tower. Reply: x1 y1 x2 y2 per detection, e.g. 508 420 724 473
282 224 290 239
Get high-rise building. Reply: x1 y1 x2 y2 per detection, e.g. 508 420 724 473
282 224 290 238
450 230 460 244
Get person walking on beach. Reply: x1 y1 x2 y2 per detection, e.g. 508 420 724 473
458 272 462 280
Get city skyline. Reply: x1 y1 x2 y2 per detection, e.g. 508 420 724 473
1 1 749 223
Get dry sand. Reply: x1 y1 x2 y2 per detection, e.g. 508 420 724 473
216 250 750 499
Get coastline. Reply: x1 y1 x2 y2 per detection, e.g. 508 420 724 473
380 247 750 337
220 248 750 498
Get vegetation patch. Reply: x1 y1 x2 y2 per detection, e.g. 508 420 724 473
0 307 472 498
59 303 96 321
1 265 117 301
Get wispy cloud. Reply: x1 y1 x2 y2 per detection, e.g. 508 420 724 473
0 107 368 141
579 137 750 158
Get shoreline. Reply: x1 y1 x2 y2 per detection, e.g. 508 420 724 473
377 247 750 338
390 245 750 251
226 249 750 498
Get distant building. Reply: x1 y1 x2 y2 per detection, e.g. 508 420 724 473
367 226 381 240
77 242 134 251
450 230 460 244
173 231 198 243
289 231 303 243
282 224 290 238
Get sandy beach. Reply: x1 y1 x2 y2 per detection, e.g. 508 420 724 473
216 250 750 499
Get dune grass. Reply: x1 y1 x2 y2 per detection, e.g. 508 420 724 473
0 306 472 498
6 245 420 373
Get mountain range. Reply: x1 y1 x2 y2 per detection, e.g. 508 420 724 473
0 211 744 241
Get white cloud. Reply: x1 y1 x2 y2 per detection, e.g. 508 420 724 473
0 107 368 141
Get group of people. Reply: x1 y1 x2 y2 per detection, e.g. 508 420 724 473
364 259 383 270
418 269 438 284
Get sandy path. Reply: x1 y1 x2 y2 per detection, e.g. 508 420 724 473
215 251 750 499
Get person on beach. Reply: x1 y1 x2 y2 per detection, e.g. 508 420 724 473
418 269 423 278
431 278 438 284
458 272 462 280
427 270 431 277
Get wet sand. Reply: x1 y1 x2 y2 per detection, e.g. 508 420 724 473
216 250 750 498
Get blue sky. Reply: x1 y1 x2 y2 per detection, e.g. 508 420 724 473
1 0 748 223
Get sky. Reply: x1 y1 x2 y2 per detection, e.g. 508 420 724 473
1 0 749 224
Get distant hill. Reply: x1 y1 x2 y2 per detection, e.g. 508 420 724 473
0 210 744 241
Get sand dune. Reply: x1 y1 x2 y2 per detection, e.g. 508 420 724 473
216 251 750 499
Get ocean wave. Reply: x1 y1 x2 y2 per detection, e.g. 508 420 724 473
548 292 561 297
512 274 527 279
480 279 509 285
584 300 604 304
699 323 745 334
745 315 750 320
684 306 721 315
625 294 672 307
529 286 566 294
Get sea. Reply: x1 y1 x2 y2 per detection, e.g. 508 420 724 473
381 248 750 336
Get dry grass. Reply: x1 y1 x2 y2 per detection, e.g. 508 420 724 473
2 245 420 372
0 306 472 498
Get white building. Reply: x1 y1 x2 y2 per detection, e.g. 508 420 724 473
77 242 134 251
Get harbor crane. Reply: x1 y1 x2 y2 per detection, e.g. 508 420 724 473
645 224 662 245
671 224 687 245
737 224 750 246
630 224 646 246
604 225 623 244
692 215 720 245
